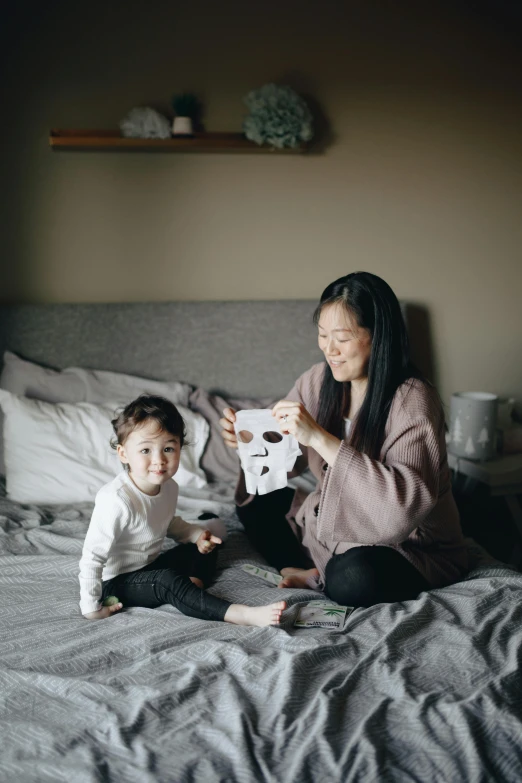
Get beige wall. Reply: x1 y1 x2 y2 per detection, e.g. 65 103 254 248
2 0 522 405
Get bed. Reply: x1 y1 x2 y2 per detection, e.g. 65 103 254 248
0 301 521 783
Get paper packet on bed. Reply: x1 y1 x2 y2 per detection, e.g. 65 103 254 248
234 409 302 495
241 563 283 585
294 602 353 629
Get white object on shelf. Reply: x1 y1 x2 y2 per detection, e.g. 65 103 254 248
120 107 171 139
449 391 498 461
172 117 193 136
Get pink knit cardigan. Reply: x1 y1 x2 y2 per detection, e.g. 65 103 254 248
236 362 468 588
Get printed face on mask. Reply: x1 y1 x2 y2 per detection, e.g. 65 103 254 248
234 409 302 495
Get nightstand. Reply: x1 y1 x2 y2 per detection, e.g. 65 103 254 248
448 452 522 566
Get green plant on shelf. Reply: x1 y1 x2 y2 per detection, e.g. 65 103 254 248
171 93 200 118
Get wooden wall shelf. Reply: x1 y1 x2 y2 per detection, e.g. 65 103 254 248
49 129 309 154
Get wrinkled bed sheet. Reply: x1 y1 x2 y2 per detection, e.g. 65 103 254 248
1 481 521 783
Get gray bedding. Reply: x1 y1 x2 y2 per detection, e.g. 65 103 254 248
1 483 521 782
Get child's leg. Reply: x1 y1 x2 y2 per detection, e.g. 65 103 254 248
188 545 219 588
156 547 287 625
103 565 231 621
145 543 219 588
159 547 287 624
103 547 287 626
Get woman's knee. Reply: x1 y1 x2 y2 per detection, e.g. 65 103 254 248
324 548 383 608
324 546 428 608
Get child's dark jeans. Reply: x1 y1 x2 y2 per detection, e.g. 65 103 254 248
101 543 230 621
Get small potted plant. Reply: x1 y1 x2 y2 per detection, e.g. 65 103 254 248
171 93 200 137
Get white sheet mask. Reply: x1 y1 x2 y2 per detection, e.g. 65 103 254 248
234 409 302 495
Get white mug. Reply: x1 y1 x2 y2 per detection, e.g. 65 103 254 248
448 391 498 461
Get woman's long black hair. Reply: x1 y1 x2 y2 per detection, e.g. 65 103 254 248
313 271 424 459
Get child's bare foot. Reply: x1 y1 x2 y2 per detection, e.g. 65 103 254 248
224 600 286 627
278 567 319 589
190 577 204 589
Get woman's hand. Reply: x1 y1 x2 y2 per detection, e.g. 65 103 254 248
83 603 123 620
219 407 238 449
272 400 342 464
197 530 222 554
272 400 323 448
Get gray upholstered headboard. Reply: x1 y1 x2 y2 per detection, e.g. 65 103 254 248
0 299 430 398
0 301 323 398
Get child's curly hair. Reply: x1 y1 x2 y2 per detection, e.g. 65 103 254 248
111 395 187 455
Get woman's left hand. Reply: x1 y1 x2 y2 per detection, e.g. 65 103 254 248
272 400 343 465
272 400 322 448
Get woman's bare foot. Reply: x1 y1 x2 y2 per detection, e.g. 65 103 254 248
190 577 204 589
278 567 319 589
224 600 286 627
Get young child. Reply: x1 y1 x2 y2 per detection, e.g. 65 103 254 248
79 394 286 627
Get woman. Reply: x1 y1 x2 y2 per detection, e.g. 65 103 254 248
220 272 468 608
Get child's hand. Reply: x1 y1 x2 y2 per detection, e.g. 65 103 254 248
83 603 123 620
197 530 222 554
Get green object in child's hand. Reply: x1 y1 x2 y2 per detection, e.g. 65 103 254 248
102 595 120 607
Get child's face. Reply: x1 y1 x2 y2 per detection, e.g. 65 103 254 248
117 420 181 496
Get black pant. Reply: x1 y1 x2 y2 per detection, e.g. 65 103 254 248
101 544 231 622
237 488 314 572
237 489 430 607
325 545 430 608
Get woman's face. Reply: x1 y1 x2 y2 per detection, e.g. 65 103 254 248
317 302 372 383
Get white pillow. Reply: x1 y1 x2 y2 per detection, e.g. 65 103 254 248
0 351 193 405
0 391 209 504
0 351 194 477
